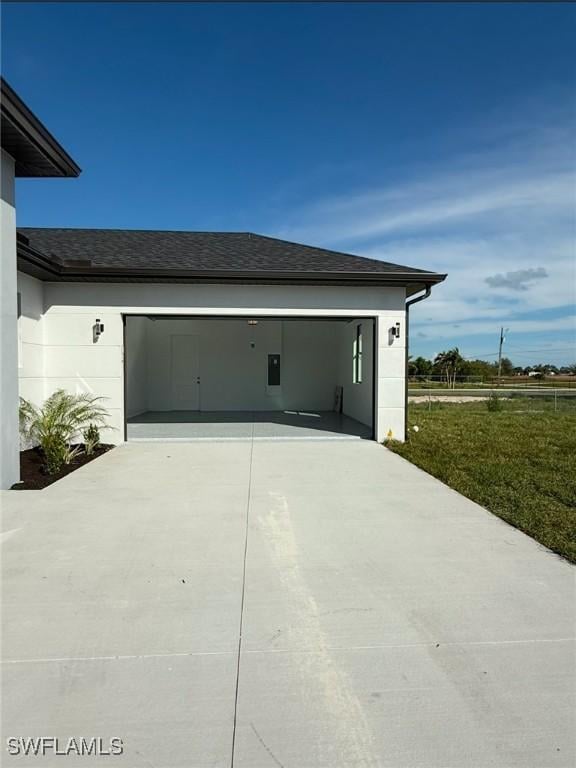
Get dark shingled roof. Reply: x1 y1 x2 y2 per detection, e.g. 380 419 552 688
17 228 444 284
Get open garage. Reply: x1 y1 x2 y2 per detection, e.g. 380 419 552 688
124 315 375 440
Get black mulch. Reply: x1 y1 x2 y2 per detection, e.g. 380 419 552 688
11 445 114 490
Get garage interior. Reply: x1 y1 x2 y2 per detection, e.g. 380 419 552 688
124 316 374 440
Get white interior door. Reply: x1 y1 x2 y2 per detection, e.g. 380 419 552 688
171 335 200 410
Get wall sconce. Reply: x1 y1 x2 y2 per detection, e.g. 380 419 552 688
93 318 105 342
391 322 401 339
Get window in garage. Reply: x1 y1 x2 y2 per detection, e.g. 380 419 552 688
353 323 363 384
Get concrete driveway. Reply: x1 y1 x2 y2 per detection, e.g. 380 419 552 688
1 440 574 767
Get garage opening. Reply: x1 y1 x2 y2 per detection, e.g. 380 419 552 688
124 316 375 440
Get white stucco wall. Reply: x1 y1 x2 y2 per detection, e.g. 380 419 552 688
19 280 407 443
282 321 341 411
17 272 46 407
376 314 406 441
337 319 374 428
1 150 20 487
40 297 124 444
146 317 282 412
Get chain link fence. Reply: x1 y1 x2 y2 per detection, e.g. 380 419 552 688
408 388 576 414
408 375 576 390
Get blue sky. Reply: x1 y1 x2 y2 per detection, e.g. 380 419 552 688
3 2 575 366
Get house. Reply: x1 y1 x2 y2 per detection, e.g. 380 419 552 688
1 79 446 489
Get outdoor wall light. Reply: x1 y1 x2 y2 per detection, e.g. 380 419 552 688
93 318 105 342
247 319 259 326
391 322 401 339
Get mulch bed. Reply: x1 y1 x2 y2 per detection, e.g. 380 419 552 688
11 445 114 490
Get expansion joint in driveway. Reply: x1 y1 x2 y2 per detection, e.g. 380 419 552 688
230 421 255 768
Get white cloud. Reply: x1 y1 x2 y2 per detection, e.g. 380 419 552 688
280 168 573 246
363 236 575 333
271 106 576 360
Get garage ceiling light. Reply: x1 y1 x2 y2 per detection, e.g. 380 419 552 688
247 319 259 326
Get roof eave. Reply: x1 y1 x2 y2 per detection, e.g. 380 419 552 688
1 78 81 178
16 255 447 287
16 239 64 280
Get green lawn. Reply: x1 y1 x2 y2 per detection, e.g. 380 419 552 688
388 398 576 563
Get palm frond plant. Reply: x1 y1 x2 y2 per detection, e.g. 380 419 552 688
19 397 37 450
19 390 110 475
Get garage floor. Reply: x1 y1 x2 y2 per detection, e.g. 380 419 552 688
127 409 373 440
1 440 573 767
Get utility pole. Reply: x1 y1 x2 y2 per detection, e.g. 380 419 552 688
497 327 508 380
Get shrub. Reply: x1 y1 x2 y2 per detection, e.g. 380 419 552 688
19 390 109 475
486 391 504 412
41 433 81 476
83 423 101 456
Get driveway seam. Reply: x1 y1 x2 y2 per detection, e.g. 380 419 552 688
230 419 255 768
3 637 571 666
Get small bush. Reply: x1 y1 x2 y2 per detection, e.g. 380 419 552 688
486 391 504 412
83 423 101 456
42 433 81 475
19 390 109 475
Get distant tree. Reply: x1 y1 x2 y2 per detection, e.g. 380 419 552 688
409 356 433 378
460 358 496 380
433 350 450 385
434 348 463 388
499 357 514 376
